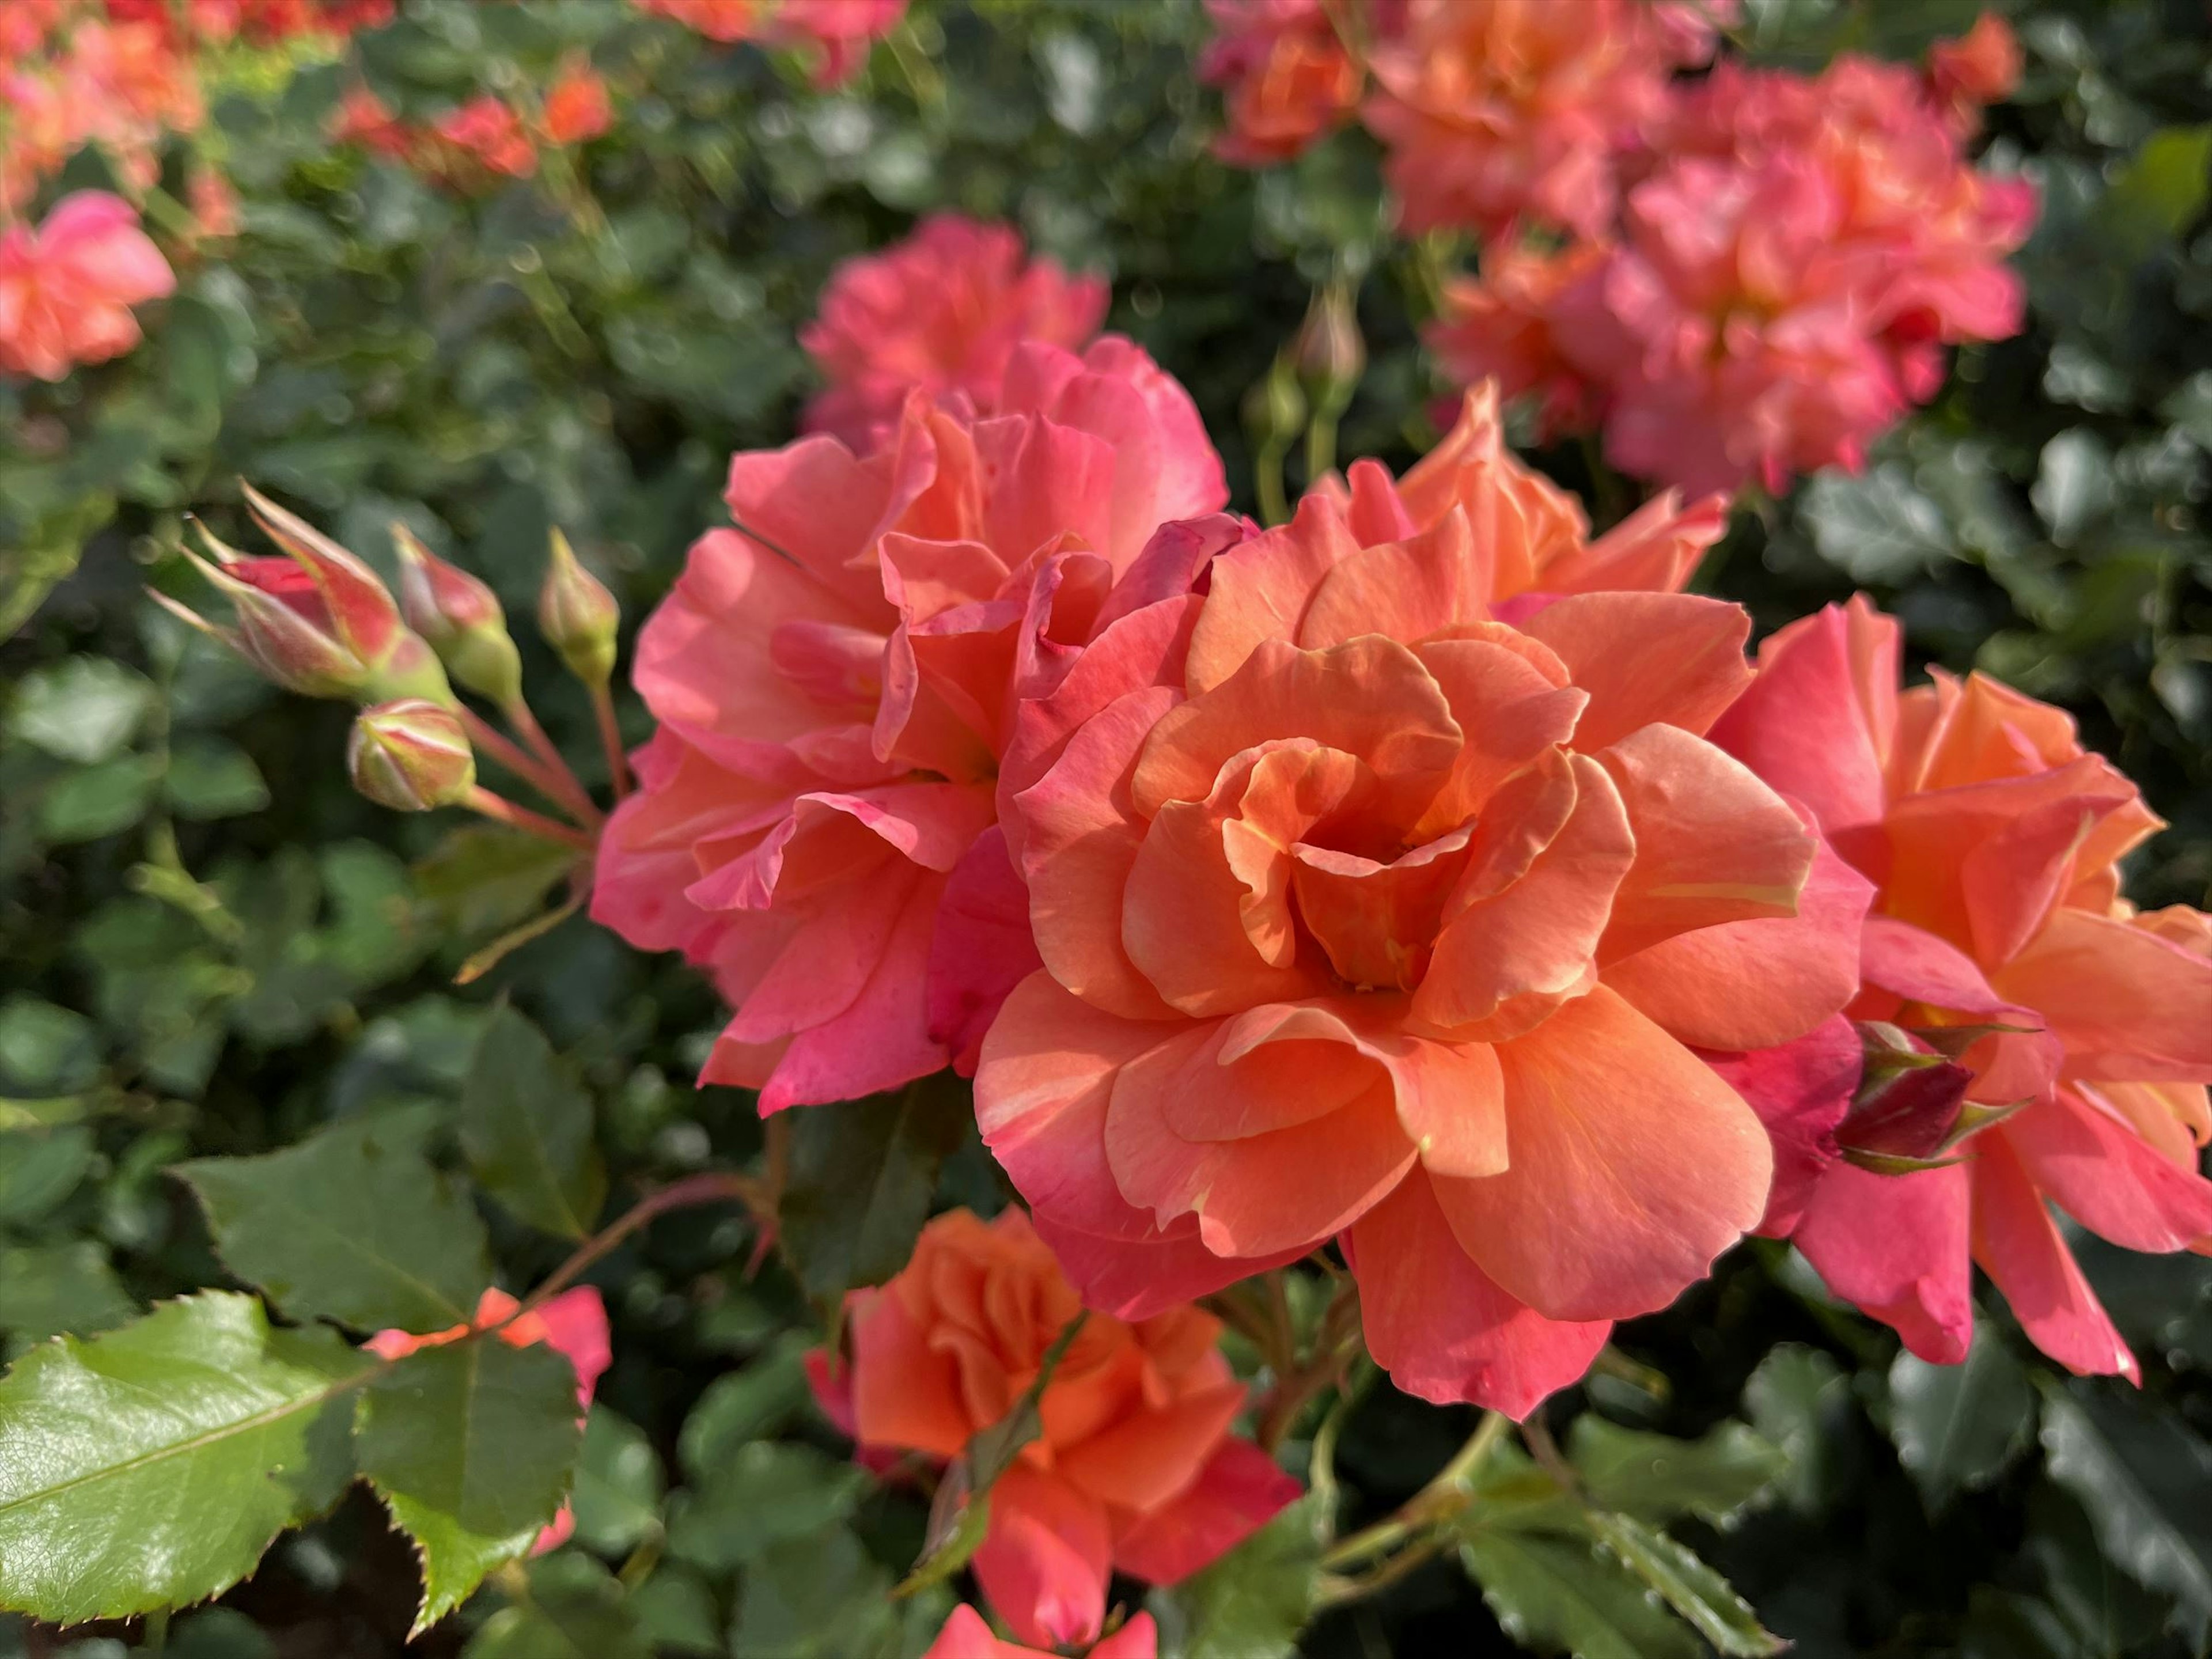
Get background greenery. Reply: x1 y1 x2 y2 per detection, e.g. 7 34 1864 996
2 0 2211 1654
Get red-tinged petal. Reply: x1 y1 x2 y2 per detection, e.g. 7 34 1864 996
1793 1160 1973 1363
1343 1172 1611 1416
716 861 926 1044
1414 753 1633 1039
972 1464 1113 1649
1015 686 1185 1020
1436 984 1773 1321
804 1347 859 1440
1110 1440 1301 1587
1707 599 1900 836
241 484 404 666
1105 1023 1415 1257
1994 908 2212 1082
1029 1209 1308 1322
1056 1382 1247 1514
1183 493 1362 695
1297 509 1491 649
1603 822 1874 1052
1520 590 1753 751
1968 1131 2138 1380
973 411 1120 574
531 1506 575 1556
930 827 1046 1075
1342 457 1418 546
1594 724 1813 961
975 971 1187 1244
921 1605 1024 1659
1132 636 1461 823
2004 1092 2212 1253
528 1286 611 1406
851 1278 976 1459
1858 915 2009 1012
1701 1016 1859 1237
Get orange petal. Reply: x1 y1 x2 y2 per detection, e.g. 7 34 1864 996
1219 744 1377 969
1289 827 1472 992
1433 985 1772 1321
1407 635 1586 837
1184 492 1361 694
1297 509 1490 649
1414 753 1633 1040
972 1464 1113 1649
1521 590 1753 752
851 1281 976 1458
1055 1381 1246 1514
1993 907 2212 1082
1594 724 1813 962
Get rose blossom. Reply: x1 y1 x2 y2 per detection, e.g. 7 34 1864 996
634 0 906 86
0 191 175 381
1427 245 1610 444
924 1605 1157 1659
974 455 1866 1415
591 338 1226 1112
800 215 1109 449
539 59 613 146
1198 0 1362 167
810 1209 1297 1650
366 1287 610 1555
1711 599 2212 1378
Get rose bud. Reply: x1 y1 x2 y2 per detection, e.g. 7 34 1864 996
392 524 524 708
349 698 476 811
1291 281 1365 414
151 488 452 705
538 527 620 688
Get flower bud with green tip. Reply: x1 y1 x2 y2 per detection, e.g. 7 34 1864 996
538 527 619 689
1292 282 1365 416
349 698 476 812
392 524 525 709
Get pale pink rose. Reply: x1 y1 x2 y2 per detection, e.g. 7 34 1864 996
0 191 175 381
592 340 1228 1112
800 214 1109 449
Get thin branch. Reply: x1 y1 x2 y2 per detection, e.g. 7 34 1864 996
459 706 600 828
514 1171 767 1318
465 786 596 851
589 681 632 800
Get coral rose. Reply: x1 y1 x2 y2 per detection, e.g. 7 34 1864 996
1199 0 1363 166
1427 247 1610 445
925 1605 1157 1659
635 0 905 86
1711 599 2212 1378
592 339 1227 1111
976 456 1867 1415
812 1209 1297 1650
366 1286 611 1555
0 191 174 381
540 60 613 146
800 214 1109 449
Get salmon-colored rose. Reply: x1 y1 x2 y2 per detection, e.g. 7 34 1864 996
635 0 906 86
1198 0 1363 166
925 1604 1157 1659
800 215 1109 449
366 1287 611 1555
0 191 174 381
812 1210 1297 1650
1712 599 2212 1378
977 453 1868 1415
592 340 1228 1111
540 59 613 146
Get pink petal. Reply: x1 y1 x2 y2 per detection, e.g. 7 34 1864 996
1794 1160 1973 1363
972 1464 1113 1649
1701 1016 1859 1237
1109 1439 1301 1586
2003 1092 2212 1254
1968 1131 2138 1380
928 827 1046 1075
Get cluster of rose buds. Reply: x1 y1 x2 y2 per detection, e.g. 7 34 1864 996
594 213 2209 1447
330 58 613 191
1201 2 2035 497
151 489 626 860
632 0 908 88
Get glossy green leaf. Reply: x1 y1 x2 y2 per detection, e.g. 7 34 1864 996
571 1406 664 1557
1887 1327 2035 1512
0 1240 136 1347
177 1115 492 1333
1461 1530 1702 1659
1586 1512 1785 1658
1165 1492 1328 1659
462 1555 651 1659
1567 1416 1786 1528
729 1528 900 1659
357 1334 586 1634
779 1074 975 1299
0 1293 367 1623
665 1441 867 1575
459 1005 605 1239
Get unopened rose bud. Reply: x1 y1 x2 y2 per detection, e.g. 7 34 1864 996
1836 1021 1972 1172
1292 282 1365 415
393 524 525 709
1242 353 1306 451
538 528 620 689
349 698 476 812
150 491 453 707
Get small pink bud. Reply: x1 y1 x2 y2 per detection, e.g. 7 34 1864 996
1292 282 1365 415
538 528 620 688
393 525 524 707
242 483 405 667
349 698 476 812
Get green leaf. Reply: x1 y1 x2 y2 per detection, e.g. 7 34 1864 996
665 1441 867 1575
413 825 582 940
779 1075 975 1299
631 1564 725 1656
571 1406 664 1557
463 1555 651 1659
2031 429 2116 547
0 997 99 1093
2100 124 2212 263
1165 1491 1328 1659
40 755 159 843
1887 1326 2034 1512
1741 1343 1853 1517
7 657 152 764
1566 1416 1786 1528
1800 463 1954 581
2037 1382 2212 1644
1586 1512 1785 1658
1460 1530 1702 1659
678 1331 815 1479
0 1293 368 1623
0 1240 136 1347
164 738 271 820
357 1335 587 1634
178 1115 493 1333
729 1528 899 1659
0 1126 94 1225
459 1005 606 1239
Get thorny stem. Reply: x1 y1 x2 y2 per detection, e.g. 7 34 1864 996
460 706 600 828
465 786 597 851
514 1171 770 1319
590 681 633 800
